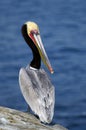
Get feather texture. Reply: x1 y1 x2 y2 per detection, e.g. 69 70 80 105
19 66 55 123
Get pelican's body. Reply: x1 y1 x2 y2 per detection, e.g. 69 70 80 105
19 66 55 123
19 21 55 123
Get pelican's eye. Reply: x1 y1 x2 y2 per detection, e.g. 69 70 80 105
31 30 39 35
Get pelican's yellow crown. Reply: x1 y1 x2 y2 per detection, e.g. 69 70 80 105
25 21 39 35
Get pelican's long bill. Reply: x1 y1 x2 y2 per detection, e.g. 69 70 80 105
29 30 54 73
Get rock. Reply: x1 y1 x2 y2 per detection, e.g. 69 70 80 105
0 106 68 130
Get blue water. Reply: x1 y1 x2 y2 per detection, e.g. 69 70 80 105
0 0 86 129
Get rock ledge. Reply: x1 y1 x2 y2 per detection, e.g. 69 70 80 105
0 106 68 130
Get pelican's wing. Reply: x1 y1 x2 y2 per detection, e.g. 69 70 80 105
19 68 40 112
19 67 55 123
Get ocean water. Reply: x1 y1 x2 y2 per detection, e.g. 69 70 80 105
0 0 86 129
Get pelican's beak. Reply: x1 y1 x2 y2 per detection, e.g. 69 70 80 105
29 30 54 74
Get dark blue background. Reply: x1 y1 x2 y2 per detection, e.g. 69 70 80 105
0 0 86 129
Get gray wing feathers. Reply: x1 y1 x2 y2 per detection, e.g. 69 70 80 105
19 68 40 113
19 68 55 123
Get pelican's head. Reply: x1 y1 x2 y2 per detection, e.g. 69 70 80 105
22 21 54 74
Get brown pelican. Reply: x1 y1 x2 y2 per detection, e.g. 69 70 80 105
19 21 55 123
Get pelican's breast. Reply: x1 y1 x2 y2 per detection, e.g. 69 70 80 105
19 66 55 123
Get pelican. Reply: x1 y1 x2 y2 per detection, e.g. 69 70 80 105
19 21 55 123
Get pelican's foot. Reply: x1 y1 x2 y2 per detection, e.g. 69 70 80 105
34 114 39 120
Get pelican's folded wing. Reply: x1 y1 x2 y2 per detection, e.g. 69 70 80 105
19 68 40 112
19 68 55 123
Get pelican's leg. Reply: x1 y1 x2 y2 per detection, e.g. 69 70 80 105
34 114 39 120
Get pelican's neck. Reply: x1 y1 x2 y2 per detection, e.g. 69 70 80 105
30 49 41 69
22 24 41 69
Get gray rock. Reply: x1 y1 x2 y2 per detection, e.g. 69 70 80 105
0 106 68 130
